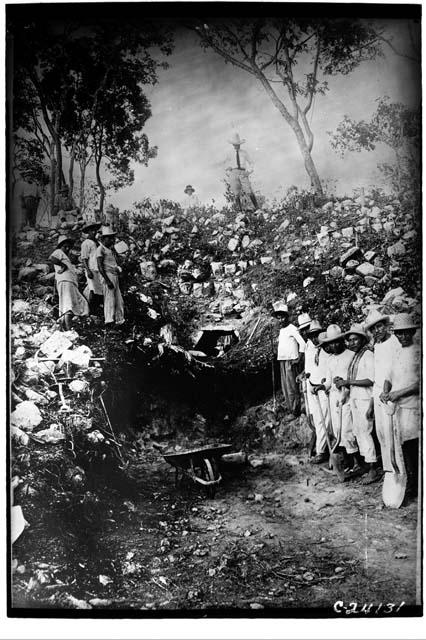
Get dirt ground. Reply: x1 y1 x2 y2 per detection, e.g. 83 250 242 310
12 432 420 616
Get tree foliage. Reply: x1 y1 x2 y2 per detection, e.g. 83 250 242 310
190 18 383 194
9 18 173 214
329 97 420 193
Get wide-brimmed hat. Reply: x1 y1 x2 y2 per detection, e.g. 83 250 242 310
184 185 195 194
298 313 312 330
319 324 345 344
101 226 117 237
392 313 419 331
57 235 73 248
272 300 288 316
364 310 390 331
318 331 328 345
343 323 369 341
82 221 101 233
228 133 246 146
307 320 323 335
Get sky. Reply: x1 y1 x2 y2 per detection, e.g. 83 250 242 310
101 18 419 210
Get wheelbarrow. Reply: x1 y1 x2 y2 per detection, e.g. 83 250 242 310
153 443 233 498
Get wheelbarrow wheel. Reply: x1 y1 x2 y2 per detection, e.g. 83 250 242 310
201 458 217 499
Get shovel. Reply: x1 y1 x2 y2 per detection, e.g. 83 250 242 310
382 401 406 509
301 377 316 457
316 391 345 482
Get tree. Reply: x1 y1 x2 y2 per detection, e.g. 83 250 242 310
329 97 420 193
189 18 383 194
9 18 173 215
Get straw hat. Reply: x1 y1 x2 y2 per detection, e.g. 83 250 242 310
319 324 345 344
392 313 419 331
272 300 288 315
57 235 73 248
318 331 328 345
100 226 117 237
307 320 323 335
228 133 246 146
82 221 101 233
184 185 195 194
297 313 312 330
344 323 369 341
364 310 390 331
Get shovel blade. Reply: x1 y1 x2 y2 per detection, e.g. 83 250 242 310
382 471 407 509
330 451 346 482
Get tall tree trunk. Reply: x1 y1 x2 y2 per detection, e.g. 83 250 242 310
95 153 105 214
54 114 62 198
255 70 324 195
68 142 76 197
79 157 86 213
50 140 56 217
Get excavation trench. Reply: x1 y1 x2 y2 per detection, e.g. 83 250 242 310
12 341 420 613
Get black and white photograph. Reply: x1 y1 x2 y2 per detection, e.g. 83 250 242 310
6 1 422 623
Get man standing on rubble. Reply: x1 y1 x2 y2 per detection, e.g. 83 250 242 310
182 185 200 214
272 301 306 418
96 226 125 327
49 236 89 331
224 133 258 213
81 222 103 314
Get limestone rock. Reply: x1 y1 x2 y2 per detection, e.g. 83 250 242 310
140 261 157 281
11 401 42 431
330 266 345 278
356 262 376 277
340 246 362 266
387 241 406 258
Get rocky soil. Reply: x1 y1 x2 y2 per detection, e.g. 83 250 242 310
9 188 421 613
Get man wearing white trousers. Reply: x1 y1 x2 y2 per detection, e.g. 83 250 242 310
316 325 358 470
96 226 125 327
303 320 330 464
335 324 378 484
364 310 401 472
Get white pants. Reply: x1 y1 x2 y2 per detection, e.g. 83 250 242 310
350 398 377 463
103 273 124 324
329 390 357 454
373 390 391 471
306 386 328 455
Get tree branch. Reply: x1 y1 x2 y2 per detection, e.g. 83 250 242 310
303 35 320 116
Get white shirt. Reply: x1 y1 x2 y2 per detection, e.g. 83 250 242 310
224 148 254 173
305 339 329 385
325 349 354 393
348 349 374 401
373 333 401 390
81 238 99 272
277 324 306 361
182 193 200 211
386 343 420 409
50 248 78 285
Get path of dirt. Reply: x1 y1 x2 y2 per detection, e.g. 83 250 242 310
12 443 420 615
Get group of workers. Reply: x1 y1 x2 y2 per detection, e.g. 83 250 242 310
49 222 125 331
273 302 420 500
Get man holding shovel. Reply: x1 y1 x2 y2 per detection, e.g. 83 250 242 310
303 320 330 464
380 313 420 500
315 325 358 472
335 324 378 484
364 310 401 473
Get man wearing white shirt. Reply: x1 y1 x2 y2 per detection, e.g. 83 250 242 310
273 301 305 417
304 320 330 463
182 185 200 214
224 133 258 212
380 313 420 498
364 310 401 472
